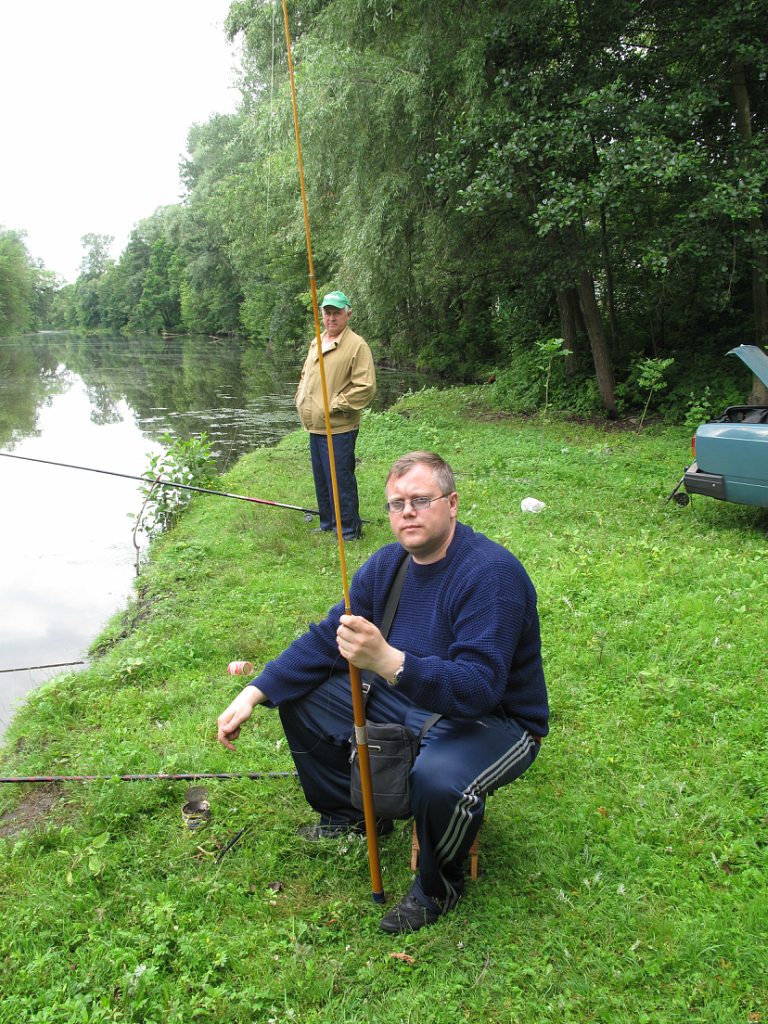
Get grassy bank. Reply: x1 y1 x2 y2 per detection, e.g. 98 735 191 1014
1 387 766 1024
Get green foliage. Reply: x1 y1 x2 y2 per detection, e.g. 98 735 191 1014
134 239 182 334
645 346 752 425
683 386 715 431
634 356 675 430
491 340 601 419
0 228 35 334
132 433 216 540
63 830 111 886
78 233 115 279
636 356 674 394
536 337 572 417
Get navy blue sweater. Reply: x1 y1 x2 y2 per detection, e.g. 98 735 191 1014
254 522 549 737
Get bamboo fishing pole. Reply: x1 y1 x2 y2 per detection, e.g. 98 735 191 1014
0 452 320 518
280 0 385 904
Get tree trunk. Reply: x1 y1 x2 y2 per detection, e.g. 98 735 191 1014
575 269 617 416
599 203 620 350
555 287 580 375
590 135 619 351
732 61 768 404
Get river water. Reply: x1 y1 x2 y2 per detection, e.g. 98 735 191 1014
0 332 427 737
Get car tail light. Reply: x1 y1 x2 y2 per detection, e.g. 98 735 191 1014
691 436 696 458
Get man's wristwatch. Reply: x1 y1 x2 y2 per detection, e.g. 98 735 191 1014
388 653 405 687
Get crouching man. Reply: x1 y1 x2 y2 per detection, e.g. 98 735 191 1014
217 451 548 933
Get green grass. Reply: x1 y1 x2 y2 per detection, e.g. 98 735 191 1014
1 387 766 1023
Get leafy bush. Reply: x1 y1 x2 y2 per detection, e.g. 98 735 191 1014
490 347 543 413
683 386 714 431
490 341 602 418
131 433 216 540
654 347 752 424
634 356 675 430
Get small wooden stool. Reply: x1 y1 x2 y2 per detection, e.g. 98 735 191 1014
410 821 481 880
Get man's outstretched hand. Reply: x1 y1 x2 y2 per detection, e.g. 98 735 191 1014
217 685 266 750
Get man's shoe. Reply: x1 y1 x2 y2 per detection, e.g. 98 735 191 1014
379 894 441 934
297 819 393 841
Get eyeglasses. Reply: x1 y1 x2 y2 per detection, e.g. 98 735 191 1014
384 494 451 515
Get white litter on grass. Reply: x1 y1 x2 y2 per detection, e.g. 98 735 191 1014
521 497 546 513
127 964 148 995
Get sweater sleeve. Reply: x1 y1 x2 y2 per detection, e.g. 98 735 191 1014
251 549 382 706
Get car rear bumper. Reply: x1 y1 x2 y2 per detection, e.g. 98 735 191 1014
683 462 727 500
684 459 768 507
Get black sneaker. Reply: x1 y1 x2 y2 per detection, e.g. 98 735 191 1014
380 892 442 933
297 819 393 841
379 894 441 933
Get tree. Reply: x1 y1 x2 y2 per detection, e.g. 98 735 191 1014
28 266 64 329
0 228 35 334
79 233 115 279
177 116 249 336
134 238 182 334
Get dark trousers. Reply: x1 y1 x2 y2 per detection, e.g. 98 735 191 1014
309 430 361 537
278 673 540 909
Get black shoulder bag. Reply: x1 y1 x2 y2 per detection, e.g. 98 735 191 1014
349 555 441 820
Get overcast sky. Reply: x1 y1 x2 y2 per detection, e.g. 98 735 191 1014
1 0 240 283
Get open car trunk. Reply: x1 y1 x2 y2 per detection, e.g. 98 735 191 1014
682 345 768 508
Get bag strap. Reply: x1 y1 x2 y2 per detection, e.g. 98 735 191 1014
366 554 443 738
362 561 444 737
380 553 411 640
418 712 442 740
362 554 411 705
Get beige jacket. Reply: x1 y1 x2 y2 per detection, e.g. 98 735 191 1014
295 327 376 434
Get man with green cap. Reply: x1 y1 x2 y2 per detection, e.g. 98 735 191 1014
295 290 376 539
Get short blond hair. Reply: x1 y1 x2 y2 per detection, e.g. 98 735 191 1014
385 451 456 495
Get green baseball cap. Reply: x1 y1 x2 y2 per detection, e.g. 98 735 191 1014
321 290 350 309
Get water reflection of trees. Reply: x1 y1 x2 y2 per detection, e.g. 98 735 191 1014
1 334 301 457
0 338 71 449
1 334 436 459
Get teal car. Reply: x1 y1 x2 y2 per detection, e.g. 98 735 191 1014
673 345 768 509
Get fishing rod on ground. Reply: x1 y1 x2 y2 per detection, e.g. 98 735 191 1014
280 0 384 905
0 660 85 675
0 771 297 785
0 452 320 519
0 671 294 785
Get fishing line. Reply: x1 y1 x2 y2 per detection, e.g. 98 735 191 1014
132 478 160 575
